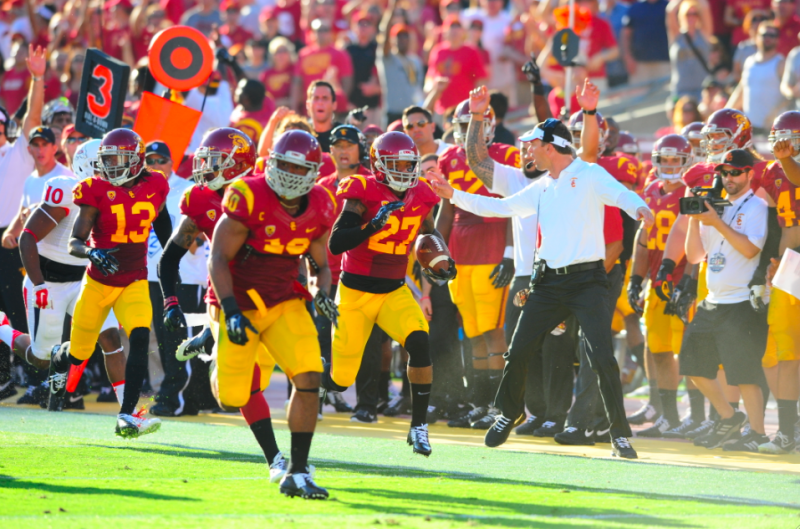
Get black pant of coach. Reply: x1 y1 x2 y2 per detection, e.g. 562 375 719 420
496 261 632 438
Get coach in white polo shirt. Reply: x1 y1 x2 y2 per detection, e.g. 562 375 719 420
681 149 770 452
430 117 653 459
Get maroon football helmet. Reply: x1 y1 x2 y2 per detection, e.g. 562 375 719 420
96 128 145 186
193 127 256 191
266 130 322 199
680 121 705 163
370 131 420 191
769 110 800 162
701 109 752 163
568 110 608 154
452 99 496 148
617 131 639 157
652 134 692 181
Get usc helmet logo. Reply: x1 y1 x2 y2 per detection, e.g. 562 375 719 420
230 133 251 153
734 113 750 130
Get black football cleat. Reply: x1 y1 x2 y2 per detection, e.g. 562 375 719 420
485 413 524 448
471 406 500 430
636 415 677 438
627 403 658 425
325 391 353 413
47 344 69 412
533 420 564 437
662 417 696 439
407 424 432 456
280 471 329 500
350 408 377 423
554 426 596 446
16 385 40 405
686 419 716 440
175 326 213 361
611 437 638 459
0 379 17 401
695 411 746 449
515 414 546 436
97 386 118 403
383 395 411 417
64 392 85 410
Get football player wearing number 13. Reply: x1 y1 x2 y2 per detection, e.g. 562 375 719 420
49 128 172 438
325 131 456 457
209 130 337 500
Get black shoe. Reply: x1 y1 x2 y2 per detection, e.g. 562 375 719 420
515 415 546 436
47 344 68 412
627 403 658 425
18 383 48 406
467 406 488 424
0 380 17 401
407 424 432 456
150 402 178 417
471 406 500 430
533 420 564 437
663 417 697 439
97 387 118 403
175 326 212 361
447 407 473 428
280 471 329 500
376 398 390 414
554 426 596 446
64 392 85 410
485 413 524 448
695 411 747 449
593 425 611 443
325 391 352 413
350 408 377 423
16 385 38 405
723 430 769 452
686 419 716 440
426 405 441 424
383 395 411 416
636 415 677 438
611 437 638 459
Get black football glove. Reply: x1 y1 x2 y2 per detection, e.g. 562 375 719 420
163 296 187 332
749 284 768 313
521 53 542 87
653 258 676 302
347 106 369 124
490 258 515 288
225 311 257 346
314 290 339 328
370 201 404 230
627 274 644 316
412 260 423 284
87 247 119 276
423 259 457 284
670 276 697 323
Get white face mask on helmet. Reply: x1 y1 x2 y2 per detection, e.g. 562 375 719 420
72 139 101 180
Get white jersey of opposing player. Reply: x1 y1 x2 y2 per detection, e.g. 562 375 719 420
37 175 86 266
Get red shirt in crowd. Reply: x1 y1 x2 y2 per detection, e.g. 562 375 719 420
546 16 616 79
0 68 30 113
426 42 487 114
776 14 800 56
229 100 277 145
728 0 770 45
294 44 354 113
260 64 293 102
220 24 254 47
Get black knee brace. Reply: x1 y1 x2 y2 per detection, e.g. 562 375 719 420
405 330 432 368
127 327 150 368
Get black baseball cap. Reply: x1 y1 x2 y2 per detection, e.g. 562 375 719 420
145 141 172 160
714 149 754 171
28 126 56 144
331 125 362 146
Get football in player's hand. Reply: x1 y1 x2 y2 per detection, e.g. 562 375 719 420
415 234 451 275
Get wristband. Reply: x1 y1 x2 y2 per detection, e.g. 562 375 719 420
420 296 430 301
503 246 514 259
532 84 544 96
32 76 43 82
582 109 597 115
220 296 241 317
163 296 179 308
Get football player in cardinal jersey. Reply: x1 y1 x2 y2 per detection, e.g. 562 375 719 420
326 131 455 456
209 130 336 499
436 99 519 429
158 128 293 483
1 140 126 409
48 128 172 438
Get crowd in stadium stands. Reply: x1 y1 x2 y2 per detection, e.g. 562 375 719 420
1 0 800 468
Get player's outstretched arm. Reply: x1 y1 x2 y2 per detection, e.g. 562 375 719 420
158 216 201 332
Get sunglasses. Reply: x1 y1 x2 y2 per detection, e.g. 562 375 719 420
751 16 768 23
719 168 750 177
66 136 86 144
405 119 429 130
761 32 779 38
146 157 170 165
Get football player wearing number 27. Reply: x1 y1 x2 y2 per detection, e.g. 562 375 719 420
50 128 172 439
325 131 457 458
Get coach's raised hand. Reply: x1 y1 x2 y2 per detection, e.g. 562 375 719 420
428 171 454 200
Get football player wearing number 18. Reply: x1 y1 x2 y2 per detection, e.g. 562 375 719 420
49 128 172 438
326 131 456 457
209 130 336 500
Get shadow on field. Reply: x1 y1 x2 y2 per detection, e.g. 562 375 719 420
0 475 196 501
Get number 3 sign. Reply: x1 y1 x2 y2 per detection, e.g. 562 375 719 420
75 49 130 138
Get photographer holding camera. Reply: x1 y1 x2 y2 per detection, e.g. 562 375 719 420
680 149 770 452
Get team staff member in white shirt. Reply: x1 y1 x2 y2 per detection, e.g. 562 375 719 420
681 149 770 452
430 117 653 459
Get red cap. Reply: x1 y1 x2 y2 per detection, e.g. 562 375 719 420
363 124 384 135
259 5 276 21
220 0 240 11
61 124 76 140
388 119 404 132
104 0 133 11
442 0 460 7
1 0 22 12
390 23 410 37
354 11 371 23
443 14 462 29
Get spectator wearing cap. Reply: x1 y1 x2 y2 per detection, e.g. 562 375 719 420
291 18 354 116
622 0 671 86
230 78 276 144
181 0 222 35
220 0 254 48
60 124 87 168
377 0 424 127
141 142 208 417
425 16 487 117
461 0 519 100
260 37 296 107
402 105 451 156
0 38 30 114
729 21 787 133
346 13 381 125
681 149 770 451
772 0 800 56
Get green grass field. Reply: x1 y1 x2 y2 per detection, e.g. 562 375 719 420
2 407 799 529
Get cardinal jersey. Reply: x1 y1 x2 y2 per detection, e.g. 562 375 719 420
222 177 336 310
761 161 800 227
644 180 687 282
598 155 640 188
72 171 168 287
38 175 85 267
439 143 520 264
337 174 439 282
180 184 223 240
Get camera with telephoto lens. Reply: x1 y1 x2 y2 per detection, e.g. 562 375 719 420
679 173 731 216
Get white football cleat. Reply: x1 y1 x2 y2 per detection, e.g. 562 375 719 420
115 409 162 438
269 452 289 483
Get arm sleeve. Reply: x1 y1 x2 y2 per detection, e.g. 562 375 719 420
592 167 647 218
328 210 378 255
750 206 780 286
153 206 173 249
158 240 189 300
450 182 540 219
